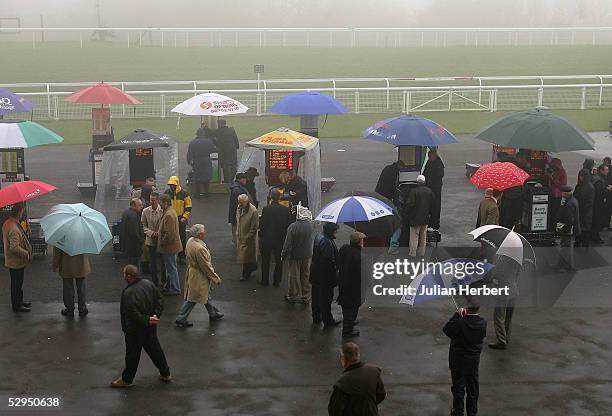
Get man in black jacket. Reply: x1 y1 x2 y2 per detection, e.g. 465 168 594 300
328 342 386 416
259 189 292 287
591 164 609 244
552 185 580 271
211 119 239 183
338 232 366 339
375 160 405 203
443 303 487 416
286 170 309 208
574 169 595 247
311 222 342 327
228 173 250 244
405 175 435 259
120 198 144 269
422 147 445 230
111 265 171 387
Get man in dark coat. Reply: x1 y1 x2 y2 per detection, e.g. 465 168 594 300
286 171 309 208
259 189 292 287
574 169 595 247
245 167 260 208
338 232 365 339
422 148 445 229
375 160 404 203
591 164 608 244
111 265 171 387
211 119 239 183
187 128 217 198
311 222 342 327
405 175 435 258
552 185 580 271
443 303 486 416
120 198 145 269
328 342 386 416
228 173 250 244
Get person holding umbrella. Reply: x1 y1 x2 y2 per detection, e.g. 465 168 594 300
211 119 240 184
405 175 435 259
3 203 32 313
338 232 366 339
488 255 521 350
120 198 145 270
53 246 91 318
310 222 342 327
187 127 217 198
422 147 445 230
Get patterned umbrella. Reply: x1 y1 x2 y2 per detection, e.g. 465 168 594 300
0 121 64 148
171 93 248 116
0 88 33 115
0 181 56 209
470 162 529 191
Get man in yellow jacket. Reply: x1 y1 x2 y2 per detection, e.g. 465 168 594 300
165 176 192 263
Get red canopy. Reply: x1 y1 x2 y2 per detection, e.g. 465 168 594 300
64 82 141 105
470 162 529 191
0 181 56 208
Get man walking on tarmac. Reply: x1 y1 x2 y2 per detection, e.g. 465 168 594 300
165 176 192 265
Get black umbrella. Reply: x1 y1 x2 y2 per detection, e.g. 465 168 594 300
103 128 177 151
342 191 400 238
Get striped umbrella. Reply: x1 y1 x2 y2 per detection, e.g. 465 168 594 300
315 195 393 224
469 225 536 267
0 121 64 148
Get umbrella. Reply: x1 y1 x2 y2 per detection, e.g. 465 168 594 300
40 203 112 256
342 191 400 237
0 88 33 116
399 258 495 306
0 121 64 148
469 225 536 268
171 93 248 116
475 107 595 152
246 128 318 151
269 92 348 116
64 82 141 105
363 115 459 147
0 181 56 209
103 128 175 151
470 162 530 190
315 195 393 224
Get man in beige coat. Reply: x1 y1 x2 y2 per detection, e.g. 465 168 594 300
2 203 32 312
236 194 259 281
175 224 223 327
141 191 165 289
52 246 91 317
157 194 183 296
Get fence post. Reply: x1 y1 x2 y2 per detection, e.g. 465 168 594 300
139 31 142 47
332 80 336 98
420 31 424 48
448 88 453 111
46 84 51 119
174 32 177 48
493 89 498 112
259 31 263 48
80 31 83 48
489 90 495 112
160 94 165 118
354 91 360 114
121 82 126 116
262 80 267 113
186 31 189 48
599 76 604 106
53 95 59 120
351 29 356 48
127 32 130 48
581 87 587 110
385 78 390 110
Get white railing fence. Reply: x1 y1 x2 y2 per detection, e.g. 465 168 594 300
2 75 612 120
2 27 612 48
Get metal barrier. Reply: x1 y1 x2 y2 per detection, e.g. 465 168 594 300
1 75 612 120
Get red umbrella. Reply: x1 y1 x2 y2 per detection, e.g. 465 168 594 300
0 181 56 208
470 162 529 191
64 82 141 105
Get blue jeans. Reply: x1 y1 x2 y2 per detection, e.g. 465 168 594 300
163 254 180 294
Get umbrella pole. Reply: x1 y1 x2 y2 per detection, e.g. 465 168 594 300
449 294 459 310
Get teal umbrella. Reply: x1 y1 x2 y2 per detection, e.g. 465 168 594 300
475 108 595 152
0 120 64 148
40 203 112 255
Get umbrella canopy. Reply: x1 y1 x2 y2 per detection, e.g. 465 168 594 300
171 93 248 116
0 121 64 148
247 128 318 151
469 225 536 267
475 108 595 152
470 162 530 190
0 180 56 209
0 88 33 115
40 203 112 256
315 195 393 224
64 82 141 105
343 191 400 237
269 92 348 116
363 115 459 147
103 128 175 151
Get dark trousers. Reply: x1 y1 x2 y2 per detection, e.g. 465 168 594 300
178 219 187 259
242 262 257 280
122 327 170 383
312 282 334 324
9 268 25 310
451 367 479 416
549 197 562 232
147 245 165 287
341 305 359 336
260 242 283 285
220 156 237 183
62 278 86 312
429 185 442 229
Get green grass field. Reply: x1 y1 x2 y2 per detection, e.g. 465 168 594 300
2 43 612 143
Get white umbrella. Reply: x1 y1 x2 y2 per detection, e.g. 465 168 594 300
171 93 249 116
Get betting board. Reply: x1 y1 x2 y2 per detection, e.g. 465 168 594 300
129 147 155 186
265 150 301 186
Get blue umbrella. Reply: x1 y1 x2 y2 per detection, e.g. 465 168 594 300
315 196 393 224
363 115 458 146
269 92 348 116
0 88 34 116
40 203 112 256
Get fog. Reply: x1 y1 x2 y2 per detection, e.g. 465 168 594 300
3 0 612 28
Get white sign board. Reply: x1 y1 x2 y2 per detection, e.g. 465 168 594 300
531 204 548 231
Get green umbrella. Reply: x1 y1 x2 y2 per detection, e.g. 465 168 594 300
0 120 64 148
475 108 595 152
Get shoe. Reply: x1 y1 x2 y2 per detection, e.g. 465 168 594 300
79 309 89 317
175 320 194 328
488 342 507 350
13 306 31 313
209 313 224 322
323 319 342 328
159 374 172 383
110 377 133 388
61 309 74 317
342 330 360 338
22 302 32 307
